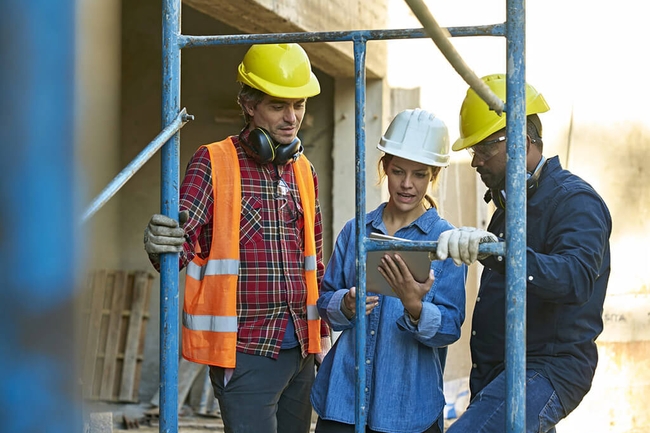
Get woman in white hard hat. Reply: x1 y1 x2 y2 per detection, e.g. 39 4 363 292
310 109 467 433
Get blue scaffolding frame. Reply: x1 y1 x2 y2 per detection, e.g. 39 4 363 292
155 0 527 431
3 0 528 432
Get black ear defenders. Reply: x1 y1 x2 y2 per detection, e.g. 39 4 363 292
484 156 547 210
244 127 302 165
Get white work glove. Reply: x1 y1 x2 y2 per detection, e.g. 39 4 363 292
143 210 189 262
436 226 498 266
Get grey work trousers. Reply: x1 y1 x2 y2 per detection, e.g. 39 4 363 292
209 346 315 433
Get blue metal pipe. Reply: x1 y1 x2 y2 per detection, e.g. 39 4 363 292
505 0 527 432
366 239 505 256
179 25 505 48
0 0 79 432
81 108 193 223
160 0 182 431
353 35 369 433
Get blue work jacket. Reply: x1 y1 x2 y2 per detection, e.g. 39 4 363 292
311 204 467 433
474 156 612 414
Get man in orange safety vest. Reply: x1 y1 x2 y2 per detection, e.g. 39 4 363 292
144 43 331 433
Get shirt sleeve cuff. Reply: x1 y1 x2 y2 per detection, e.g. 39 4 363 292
398 302 441 336
326 289 354 328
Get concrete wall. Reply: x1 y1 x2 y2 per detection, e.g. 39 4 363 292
553 123 650 432
332 78 389 237
183 0 387 78
77 0 122 271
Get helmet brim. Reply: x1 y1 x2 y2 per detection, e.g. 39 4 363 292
237 65 321 99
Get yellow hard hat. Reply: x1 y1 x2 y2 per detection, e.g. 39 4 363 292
452 74 550 151
237 43 321 99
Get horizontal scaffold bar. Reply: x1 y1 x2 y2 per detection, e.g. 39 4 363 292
179 24 505 48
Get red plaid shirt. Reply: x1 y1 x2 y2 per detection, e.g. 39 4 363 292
177 135 327 359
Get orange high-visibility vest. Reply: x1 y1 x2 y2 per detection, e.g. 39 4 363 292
182 138 321 368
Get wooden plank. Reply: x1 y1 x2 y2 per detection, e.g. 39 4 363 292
80 269 154 403
99 270 127 401
131 272 152 402
119 271 150 401
82 270 107 399
77 272 95 357
94 271 115 398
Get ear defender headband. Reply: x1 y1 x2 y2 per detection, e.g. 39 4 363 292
245 127 302 165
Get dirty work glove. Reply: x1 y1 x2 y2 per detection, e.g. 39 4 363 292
436 226 498 266
143 210 189 262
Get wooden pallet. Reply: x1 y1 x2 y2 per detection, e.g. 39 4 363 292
80 270 154 403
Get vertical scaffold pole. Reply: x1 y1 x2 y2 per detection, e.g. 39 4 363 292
353 35 369 433
0 0 79 432
505 0 527 432
161 0 181 431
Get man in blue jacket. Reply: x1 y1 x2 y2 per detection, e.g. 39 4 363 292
436 74 612 433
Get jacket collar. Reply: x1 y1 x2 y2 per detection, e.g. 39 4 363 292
367 202 441 236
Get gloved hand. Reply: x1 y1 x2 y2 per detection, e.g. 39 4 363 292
143 210 189 261
436 226 498 266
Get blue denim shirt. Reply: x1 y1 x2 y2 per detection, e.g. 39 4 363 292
311 204 467 433
474 156 612 414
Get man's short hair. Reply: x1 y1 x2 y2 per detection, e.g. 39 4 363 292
238 84 267 123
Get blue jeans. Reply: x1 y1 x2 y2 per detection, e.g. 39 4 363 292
447 370 565 433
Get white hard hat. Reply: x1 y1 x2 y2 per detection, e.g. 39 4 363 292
378 108 450 167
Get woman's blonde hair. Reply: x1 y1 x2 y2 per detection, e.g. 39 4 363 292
377 153 442 209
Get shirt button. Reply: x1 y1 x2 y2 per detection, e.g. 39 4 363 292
499 233 504 238
497 256 503 262
370 330 375 335
476 296 481 302
472 363 477 368
366 359 371 364
365 387 369 392
472 330 476 336
528 275 534 281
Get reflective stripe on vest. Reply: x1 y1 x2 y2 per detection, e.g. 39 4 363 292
182 138 321 368
186 259 240 281
182 138 240 368
183 312 238 333
293 154 322 353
